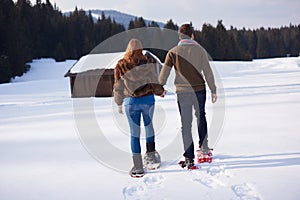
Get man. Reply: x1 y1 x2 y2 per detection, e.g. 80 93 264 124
159 24 217 169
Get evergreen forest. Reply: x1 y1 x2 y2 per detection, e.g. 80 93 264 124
1 0 299 83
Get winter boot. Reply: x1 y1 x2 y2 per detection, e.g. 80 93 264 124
199 135 210 154
144 142 161 170
130 153 144 178
197 145 213 163
197 135 213 163
146 142 156 153
185 157 197 170
144 151 161 170
178 157 198 170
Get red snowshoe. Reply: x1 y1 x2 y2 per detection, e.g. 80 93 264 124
197 148 213 164
178 158 199 170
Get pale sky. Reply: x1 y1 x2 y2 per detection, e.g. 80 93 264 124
29 0 299 30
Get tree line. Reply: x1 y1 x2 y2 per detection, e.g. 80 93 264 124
1 0 299 83
195 21 300 61
0 0 125 83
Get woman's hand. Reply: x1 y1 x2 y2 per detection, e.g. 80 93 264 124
118 105 123 114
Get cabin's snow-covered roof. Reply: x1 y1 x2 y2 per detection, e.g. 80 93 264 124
70 50 162 74
70 52 124 73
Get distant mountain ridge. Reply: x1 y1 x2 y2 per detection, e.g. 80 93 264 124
88 9 165 29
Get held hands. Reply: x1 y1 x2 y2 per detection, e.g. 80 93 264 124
211 93 217 103
160 90 167 98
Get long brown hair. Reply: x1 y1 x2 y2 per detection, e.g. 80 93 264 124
123 39 146 65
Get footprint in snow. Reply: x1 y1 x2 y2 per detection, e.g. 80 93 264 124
190 162 261 199
232 183 261 200
123 174 166 200
143 174 165 186
193 176 226 188
123 183 145 200
190 164 230 188
206 165 226 176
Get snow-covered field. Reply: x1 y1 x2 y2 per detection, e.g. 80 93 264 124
0 56 300 200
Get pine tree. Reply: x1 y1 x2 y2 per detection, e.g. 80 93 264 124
256 28 271 58
54 42 66 61
0 55 12 83
134 17 146 28
164 19 178 30
149 21 159 27
128 19 135 30
200 23 217 59
290 25 300 56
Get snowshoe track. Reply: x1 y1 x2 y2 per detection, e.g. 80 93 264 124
123 174 165 200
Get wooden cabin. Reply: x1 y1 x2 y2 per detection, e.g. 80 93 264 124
64 51 162 97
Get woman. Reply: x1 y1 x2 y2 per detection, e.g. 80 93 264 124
114 39 164 178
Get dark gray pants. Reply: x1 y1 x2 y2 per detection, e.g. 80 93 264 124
177 90 208 159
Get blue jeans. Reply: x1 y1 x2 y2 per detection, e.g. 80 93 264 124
177 90 207 159
125 104 155 154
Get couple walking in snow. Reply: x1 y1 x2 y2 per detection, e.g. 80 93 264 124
113 24 217 177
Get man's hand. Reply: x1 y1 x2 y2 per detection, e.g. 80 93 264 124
211 93 217 103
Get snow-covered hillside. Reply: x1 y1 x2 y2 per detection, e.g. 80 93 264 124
0 57 300 200
65 9 165 29
89 10 165 28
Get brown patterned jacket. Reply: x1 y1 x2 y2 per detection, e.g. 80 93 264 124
113 56 164 105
